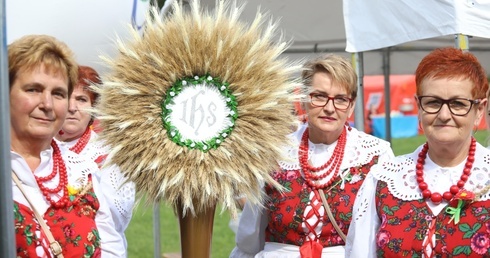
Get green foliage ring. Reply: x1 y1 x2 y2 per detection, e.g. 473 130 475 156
161 74 238 152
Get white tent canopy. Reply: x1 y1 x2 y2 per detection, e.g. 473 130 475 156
225 0 490 75
344 0 490 52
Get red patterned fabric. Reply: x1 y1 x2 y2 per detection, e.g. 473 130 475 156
264 156 378 249
375 180 490 257
14 177 101 258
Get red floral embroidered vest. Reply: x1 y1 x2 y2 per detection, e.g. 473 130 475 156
14 179 101 258
375 180 490 257
264 156 378 247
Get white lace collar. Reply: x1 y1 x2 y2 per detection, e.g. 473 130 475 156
374 142 490 202
11 143 99 190
278 123 390 171
55 130 107 163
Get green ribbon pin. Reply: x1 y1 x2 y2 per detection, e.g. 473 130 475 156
446 199 463 225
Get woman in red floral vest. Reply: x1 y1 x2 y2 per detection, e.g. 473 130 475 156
54 65 135 252
230 54 394 258
9 35 124 257
346 48 490 257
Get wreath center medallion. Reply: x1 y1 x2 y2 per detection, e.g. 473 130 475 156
162 75 238 152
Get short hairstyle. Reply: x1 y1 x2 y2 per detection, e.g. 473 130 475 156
77 65 101 105
8 34 78 97
415 47 488 99
301 54 358 100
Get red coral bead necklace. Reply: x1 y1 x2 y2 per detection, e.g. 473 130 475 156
416 137 476 204
34 140 69 209
70 127 91 154
299 126 347 189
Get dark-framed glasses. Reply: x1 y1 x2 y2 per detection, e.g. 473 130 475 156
309 93 352 110
417 95 481 116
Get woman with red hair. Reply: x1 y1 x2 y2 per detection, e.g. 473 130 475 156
346 48 490 257
55 65 135 252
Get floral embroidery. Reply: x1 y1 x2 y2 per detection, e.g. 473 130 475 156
84 229 101 258
470 232 490 255
14 203 41 257
377 229 391 248
14 177 101 257
375 180 490 257
264 155 379 247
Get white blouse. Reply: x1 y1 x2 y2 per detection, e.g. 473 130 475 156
345 143 490 258
56 131 135 249
230 124 394 258
11 144 126 257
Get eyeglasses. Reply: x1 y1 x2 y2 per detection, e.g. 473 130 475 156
417 95 481 116
309 93 352 110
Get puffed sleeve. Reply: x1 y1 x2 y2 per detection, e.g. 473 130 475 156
99 164 135 249
345 170 379 258
92 175 127 257
229 201 268 258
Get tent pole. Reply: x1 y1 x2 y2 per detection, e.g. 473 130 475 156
153 202 161 258
382 47 392 143
0 0 16 256
352 52 365 132
455 34 469 52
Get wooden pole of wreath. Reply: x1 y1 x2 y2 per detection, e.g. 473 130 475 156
177 201 216 258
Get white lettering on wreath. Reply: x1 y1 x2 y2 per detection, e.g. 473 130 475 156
178 90 218 136
169 83 232 142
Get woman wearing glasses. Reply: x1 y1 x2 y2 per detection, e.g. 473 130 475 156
230 54 394 258
346 47 490 257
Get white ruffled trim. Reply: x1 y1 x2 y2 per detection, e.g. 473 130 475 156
278 123 391 171
56 131 107 163
373 142 490 202
64 147 95 189
11 144 100 214
56 131 135 234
